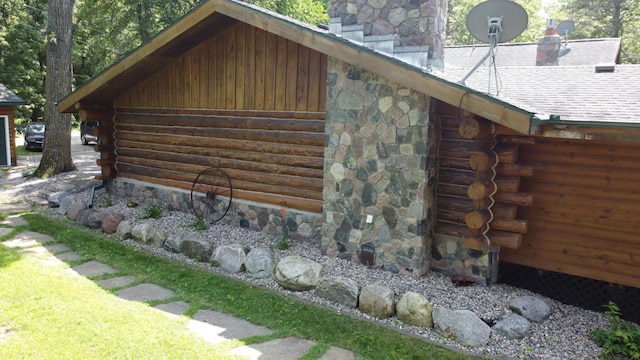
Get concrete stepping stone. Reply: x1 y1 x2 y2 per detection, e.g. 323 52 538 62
0 228 12 237
18 243 72 256
230 337 315 360
55 252 83 262
2 231 55 248
1 214 28 226
318 346 356 360
0 203 30 213
68 260 118 277
97 275 137 289
154 301 190 319
187 309 274 345
115 283 175 302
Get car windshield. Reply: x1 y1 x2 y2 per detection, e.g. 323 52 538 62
28 124 45 133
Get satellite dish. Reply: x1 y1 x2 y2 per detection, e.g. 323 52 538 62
459 0 529 91
556 20 575 37
466 0 529 44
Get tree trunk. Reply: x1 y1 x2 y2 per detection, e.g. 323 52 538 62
35 0 76 177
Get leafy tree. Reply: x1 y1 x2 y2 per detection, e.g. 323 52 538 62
447 0 545 45
35 0 75 177
549 0 640 63
73 0 203 88
244 0 328 25
0 0 47 126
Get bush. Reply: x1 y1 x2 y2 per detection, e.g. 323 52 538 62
592 302 640 359
141 203 163 219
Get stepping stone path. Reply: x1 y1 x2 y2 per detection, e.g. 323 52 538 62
0 206 356 360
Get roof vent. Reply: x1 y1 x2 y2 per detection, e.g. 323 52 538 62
595 63 615 73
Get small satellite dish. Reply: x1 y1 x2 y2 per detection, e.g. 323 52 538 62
466 0 529 44
459 0 529 91
556 20 575 37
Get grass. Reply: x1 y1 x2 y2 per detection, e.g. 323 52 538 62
0 212 479 360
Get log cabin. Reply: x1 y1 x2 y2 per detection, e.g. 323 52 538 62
0 84 24 167
59 0 640 316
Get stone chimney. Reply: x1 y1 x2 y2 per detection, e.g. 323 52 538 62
328 0 448 72
536 19 561 66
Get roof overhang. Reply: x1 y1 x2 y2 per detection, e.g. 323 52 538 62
59 0 536 134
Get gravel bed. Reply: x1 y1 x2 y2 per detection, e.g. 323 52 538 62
1 170 615 359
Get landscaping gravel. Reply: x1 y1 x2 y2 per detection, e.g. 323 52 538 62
1 170 618 360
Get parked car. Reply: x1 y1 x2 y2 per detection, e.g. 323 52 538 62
80 120 99 145
24 122 45 151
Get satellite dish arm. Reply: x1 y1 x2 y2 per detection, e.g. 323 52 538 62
458 44 496 85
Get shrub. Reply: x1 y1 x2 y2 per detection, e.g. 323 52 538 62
141 203 163 219
592 302 640 359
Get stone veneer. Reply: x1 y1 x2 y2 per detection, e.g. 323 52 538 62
329 0 447 71
431 234 499 286
322 57 437 277
109 178 323 244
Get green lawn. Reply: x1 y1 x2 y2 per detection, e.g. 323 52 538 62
0 212 479 360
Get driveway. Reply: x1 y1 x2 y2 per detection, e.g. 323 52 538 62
16 130 101 176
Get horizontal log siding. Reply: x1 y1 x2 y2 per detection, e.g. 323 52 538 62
114 110 325 212
113 22 327 112
500 138 640 288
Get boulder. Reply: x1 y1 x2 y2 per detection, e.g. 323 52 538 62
274 255 322 291
211 244 248 273
359 284 395 319
85 211 109 229
57 195 75 215
116 220 133 240
509 296 551 323
131 222 165 247
314 277 359 308
163 233 182 253
432 307 491 347
48 191 73 208
396 291 433 327
492 313 531 339
180 237 213 261
101 213 125 234
245 247 275 278
75 209 94 227
66 201 87 221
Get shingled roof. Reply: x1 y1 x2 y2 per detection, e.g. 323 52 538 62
440 36 640 126
0 83 25 106
444 38 621 70
441 64 640 124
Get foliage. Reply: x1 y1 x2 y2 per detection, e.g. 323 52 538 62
446 0 545 45
592 302 640 360
72 0 203 88
141 202 162 219
550 0 640 64
190 217 207 231
273 208 290 250
244 0 328 25
0 0 47 124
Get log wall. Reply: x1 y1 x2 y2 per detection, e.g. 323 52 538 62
501 138 640 289
113 22 327 112
113 109 325 212
434 104 532 251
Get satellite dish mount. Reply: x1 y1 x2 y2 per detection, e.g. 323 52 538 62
458 0 528 93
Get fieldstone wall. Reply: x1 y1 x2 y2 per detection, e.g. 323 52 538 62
322 57 437 277
109 178 323 244
329 0 447 71
431 234 499 285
